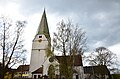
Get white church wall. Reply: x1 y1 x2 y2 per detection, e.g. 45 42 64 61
29 10 52 78
29 34 50 77
43 57 60 76
29 50 46 72
74 66 84 79
42 57 50 75
32 35 48 49
52 59 60 75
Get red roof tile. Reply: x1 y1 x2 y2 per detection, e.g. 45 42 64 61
56 54 83 66
32 67 43 74
17 65 29 72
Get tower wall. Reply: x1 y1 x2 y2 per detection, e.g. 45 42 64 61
29 10 52 78
29 34 50 76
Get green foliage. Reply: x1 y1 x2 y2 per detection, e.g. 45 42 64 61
48 64 55 79
59 57 73 79
112 74 120 79
45 46 54 57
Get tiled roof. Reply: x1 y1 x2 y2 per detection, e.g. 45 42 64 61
56 54 83 66
84 65 110 75
32 67 43 74
0 62 16 73
17 65 29 72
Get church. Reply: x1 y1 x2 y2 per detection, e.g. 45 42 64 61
29 10 84 79
12 10 111 79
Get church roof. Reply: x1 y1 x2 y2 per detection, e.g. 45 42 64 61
36 9 50 39
32 67 43 74
17 65 29 72
83 65 110 75
56 55 83 66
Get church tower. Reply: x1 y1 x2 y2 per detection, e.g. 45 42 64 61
29 10 51 78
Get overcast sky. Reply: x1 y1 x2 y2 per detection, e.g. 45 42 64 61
0 0 120 64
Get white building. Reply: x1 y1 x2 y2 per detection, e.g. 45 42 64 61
29 10 84 79
29 9 52 79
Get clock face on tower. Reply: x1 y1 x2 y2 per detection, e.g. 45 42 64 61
38 39 42 42
32 35 48 50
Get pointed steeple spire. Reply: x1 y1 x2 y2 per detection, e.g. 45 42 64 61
36 9 50 39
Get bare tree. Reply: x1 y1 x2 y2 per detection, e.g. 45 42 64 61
53 20 70 56
53 20 70 79
53 20 87 55
0 16 27 79
87 47 117 66
68 22 87 56
53 20 87 79
86 46 119 74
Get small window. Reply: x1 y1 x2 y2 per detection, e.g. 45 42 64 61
38 75 41 78
39 35 42 38
34 75 37 79
76 75 79 79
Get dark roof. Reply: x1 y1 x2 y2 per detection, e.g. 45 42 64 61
0 62 2 69
32 67 43 74
84 65 110 75
111 74 120 79
56 54 83 66
17 65 29 72
0 62 17 73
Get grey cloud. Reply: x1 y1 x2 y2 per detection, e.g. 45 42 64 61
18 0 120 49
